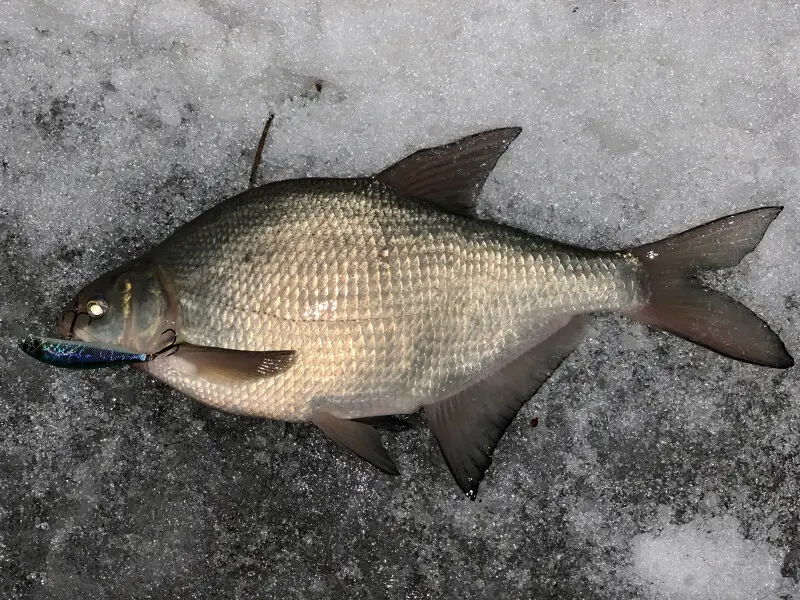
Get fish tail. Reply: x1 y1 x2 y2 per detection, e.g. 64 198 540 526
628 207 793 368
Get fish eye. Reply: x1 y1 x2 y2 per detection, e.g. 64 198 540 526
86 296 109 318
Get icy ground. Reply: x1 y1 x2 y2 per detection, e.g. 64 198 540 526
1 1 799 598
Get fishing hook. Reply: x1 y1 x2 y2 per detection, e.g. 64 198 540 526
65 311 92 340
150 328 179 359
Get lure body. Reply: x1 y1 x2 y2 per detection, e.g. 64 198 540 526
19 335 150 369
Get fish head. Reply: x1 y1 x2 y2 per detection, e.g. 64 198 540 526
57 261 176 354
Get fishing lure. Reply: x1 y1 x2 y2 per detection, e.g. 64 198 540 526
18 334 173 369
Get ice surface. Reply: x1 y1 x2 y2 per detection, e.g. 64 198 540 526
633 516 783 600
1 1 799 598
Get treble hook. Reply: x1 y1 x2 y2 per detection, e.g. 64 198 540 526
150 328 179 359
65 311 92 340
59 309 76 331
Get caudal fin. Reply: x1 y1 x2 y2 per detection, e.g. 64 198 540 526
629 207 793 368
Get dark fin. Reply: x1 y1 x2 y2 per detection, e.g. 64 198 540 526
630 207 793 368
249 112 275 189
375 128 522 217
173 344 296 383
311 413 400 475
426 318 586 499
353 416 412 432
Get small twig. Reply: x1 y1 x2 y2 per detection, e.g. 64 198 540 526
249 113 275 189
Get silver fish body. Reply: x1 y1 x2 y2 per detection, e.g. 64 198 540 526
56 127 792 497
142 177 646 420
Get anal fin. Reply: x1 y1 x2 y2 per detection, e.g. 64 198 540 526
426 317 587 499
312 413 400 476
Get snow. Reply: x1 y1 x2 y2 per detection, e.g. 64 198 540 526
633 517 784 600
1 1 798 598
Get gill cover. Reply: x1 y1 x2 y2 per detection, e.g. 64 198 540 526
59 261 177 354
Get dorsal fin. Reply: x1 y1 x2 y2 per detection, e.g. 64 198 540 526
375 128 522 217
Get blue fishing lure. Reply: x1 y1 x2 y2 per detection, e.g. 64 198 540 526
19 335 150 369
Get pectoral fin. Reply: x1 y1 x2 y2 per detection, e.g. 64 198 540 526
375 128 522 217
169 343 296 384
311 413 400 475
426 317 586 499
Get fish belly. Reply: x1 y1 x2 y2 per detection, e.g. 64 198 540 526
142 179 646 420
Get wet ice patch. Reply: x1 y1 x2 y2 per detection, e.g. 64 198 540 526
632 516 783 600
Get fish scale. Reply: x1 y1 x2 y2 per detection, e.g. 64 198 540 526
142 177 646 420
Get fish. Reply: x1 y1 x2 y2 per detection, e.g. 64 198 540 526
51 126 793 498
19 334 152 368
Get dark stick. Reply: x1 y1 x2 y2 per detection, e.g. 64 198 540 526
249 113 275 189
